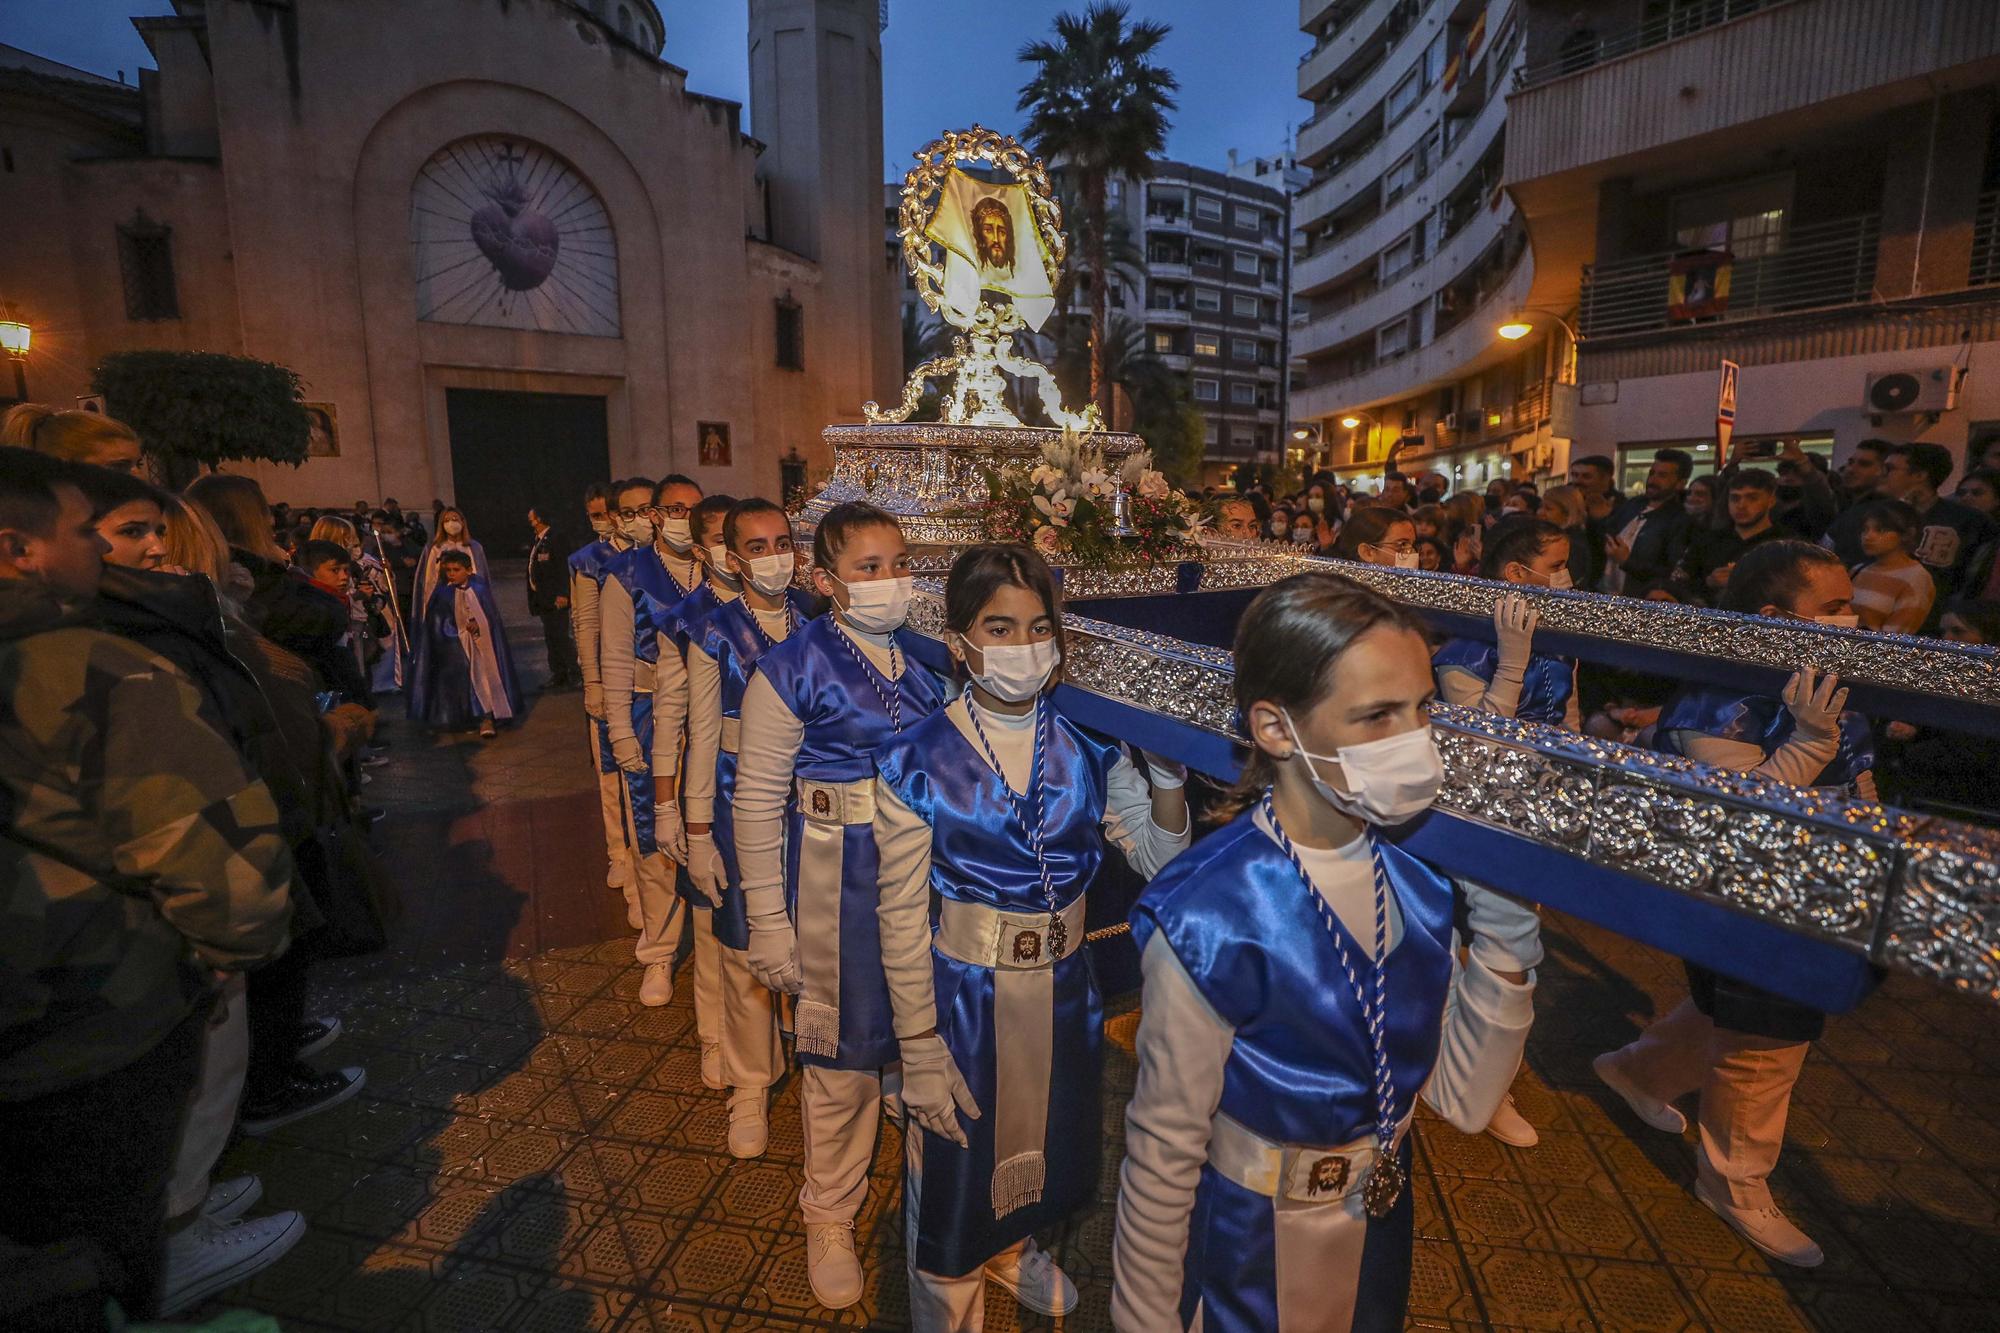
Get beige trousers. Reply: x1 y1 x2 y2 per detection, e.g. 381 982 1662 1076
166 982 249 1219
800 1064 883 1226
902 1113 1034 1333
589 720 635 892
1613 997 1810 1209
689 907 784 1090
631 850 685 967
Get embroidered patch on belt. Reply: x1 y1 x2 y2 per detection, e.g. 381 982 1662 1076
1304 1154 1350 1199
1011 928 1042 964
811 790 831 817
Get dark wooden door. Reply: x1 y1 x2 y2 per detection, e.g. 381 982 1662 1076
444 388 609 556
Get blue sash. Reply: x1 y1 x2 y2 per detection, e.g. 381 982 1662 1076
1431 636 1574 727
1656 686 1875 790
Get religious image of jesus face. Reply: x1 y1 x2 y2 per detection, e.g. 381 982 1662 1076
973 198 1015 276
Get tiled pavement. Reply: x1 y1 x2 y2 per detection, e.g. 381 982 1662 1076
201 568 2000 1330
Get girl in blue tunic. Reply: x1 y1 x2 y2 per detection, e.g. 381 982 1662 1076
1430 516 1579 1149
1596 541 1870 1271
1113 572 1537 1333
733 501 950 1311
873 545 1191 1333
684 498 815 1160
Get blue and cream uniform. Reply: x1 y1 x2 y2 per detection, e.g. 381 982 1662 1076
873 694 1188 1327
1111 807 1536 1333
600 542 702 970
682 588 817 1117
569 532 633 893
1431 636 1579 729
732 613 948 1232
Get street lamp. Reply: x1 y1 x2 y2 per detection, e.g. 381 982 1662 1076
1496 308 1580 383
0 320 29 403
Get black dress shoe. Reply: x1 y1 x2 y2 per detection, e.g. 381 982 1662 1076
239 1066 366 1136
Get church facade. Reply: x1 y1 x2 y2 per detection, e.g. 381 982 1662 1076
0 0 899 534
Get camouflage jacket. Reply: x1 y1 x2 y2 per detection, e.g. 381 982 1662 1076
0 582 294 1101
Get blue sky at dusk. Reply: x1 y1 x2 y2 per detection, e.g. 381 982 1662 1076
9 1 1310 177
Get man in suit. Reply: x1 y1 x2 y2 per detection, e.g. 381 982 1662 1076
527 505 579 690
1603 447 1695 599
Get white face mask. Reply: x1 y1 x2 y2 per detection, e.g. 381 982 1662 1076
1516 564 1573 590
742 551 796 598
620 514 655 544
1307 496 1325 513
1292 527 1314 544
658 516 693 552
703 542 739 586
589 516 616 539
1391 550 1420 569
443 519 464 537
1270 519 1289 537
1280 710 1444 825
1813 613 1860 628
834 573 913 633
961 636 1059 703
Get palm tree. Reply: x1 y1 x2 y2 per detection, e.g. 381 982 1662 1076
1018 2 1178 419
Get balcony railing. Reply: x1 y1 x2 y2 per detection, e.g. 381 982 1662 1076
1578 214 1879 340
1515 0 1771 92
1973 191 2000 289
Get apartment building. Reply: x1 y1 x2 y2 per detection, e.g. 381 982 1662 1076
1293 0 1540 491
1506 0 2000 489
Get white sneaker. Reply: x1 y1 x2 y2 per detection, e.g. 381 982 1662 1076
639 961 673 1007
700 1040 724 1090
159 1211 307 1315
200 1175 263 1224
805 1220 864 1309
727 1087 768 1159
987 1243 1078 1317
1592 1051 1688 1134
1694 1181 1824 1267
1485 1095 1540 1148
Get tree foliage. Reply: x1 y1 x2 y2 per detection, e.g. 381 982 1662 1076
1133 380 1206 489
1018 2 1177 417
92 350 312 469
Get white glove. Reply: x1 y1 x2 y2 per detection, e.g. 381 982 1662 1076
745 889 802 995
1137 748 1188 790
685 832 725 907
1492 592 1538 675
611 732 647 772
583 683 605 720
651 801 687 863
1460 882 1543 974
1781 665 1847 740
899 1034 980 1149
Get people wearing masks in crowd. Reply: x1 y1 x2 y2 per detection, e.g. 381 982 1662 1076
733 502 950 1310
526 504 580 691
1669 469 1786 606
1332 506 1420 568
600 474 706 1006
2 402 147 474
1111 571 1535 1331
1848 499 1936 634
874 544 1190 1331
1535 484 1595 592
412 506 490 614
410 549 521 738
1681 476 1719 529
1603 448 1695 598
0 447 298 1325
1596 542 1871 1270
569 482 638 898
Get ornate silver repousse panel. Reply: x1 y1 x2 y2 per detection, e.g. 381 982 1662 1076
1880 828 2000 999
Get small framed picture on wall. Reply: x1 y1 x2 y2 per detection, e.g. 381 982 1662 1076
697 420 731 467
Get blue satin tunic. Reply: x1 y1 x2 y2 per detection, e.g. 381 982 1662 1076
1132 812 1458 1333
1656 686 1875 790
757 615 948 1068
699 589 817 949
605 547 700 854
875 704 1119 1278
1431 636 1575 727
569 537 624 777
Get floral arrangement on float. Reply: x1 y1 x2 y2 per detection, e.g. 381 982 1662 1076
953 427 1203 570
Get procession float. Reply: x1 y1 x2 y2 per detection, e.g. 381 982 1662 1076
794 127 2000 1014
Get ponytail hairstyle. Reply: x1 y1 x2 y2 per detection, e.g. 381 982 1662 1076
160 492 233 589
942 542 1066 680
1 402 142 464
690 493 738 548
1479 515 1566 580
1215 570 1430 820
185 472 287 563
1329 505 1411 561
811 500 903 574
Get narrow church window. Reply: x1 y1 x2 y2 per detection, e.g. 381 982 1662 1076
776 296 805 371
118 211 180 321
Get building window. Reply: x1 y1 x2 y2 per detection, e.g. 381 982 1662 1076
1204 419 1220 445
1193 244 1225 268
1378 315 1411 359
1193 287 1223 312
1383 152 1416 203
1232 249 1260 275
1107 178 1123 201
1230 381 1257 405
1194 334 1221 357
1386 68 1423 122
1195 196 1224 222
1232 293 1260 318
1193 378 1220 402
1380 236 1415 284
1231 336 1258 361
775 295 804 370
1152 330 1175 353
1233 429 1257 454
1672 176 1792 259
1234 205 1261 229
117 211 179 321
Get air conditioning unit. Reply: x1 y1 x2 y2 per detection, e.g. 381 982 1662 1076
1439 411 1459 432
1864 367 1960 415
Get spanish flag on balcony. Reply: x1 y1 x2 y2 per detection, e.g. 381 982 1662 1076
1667 249 1732 321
